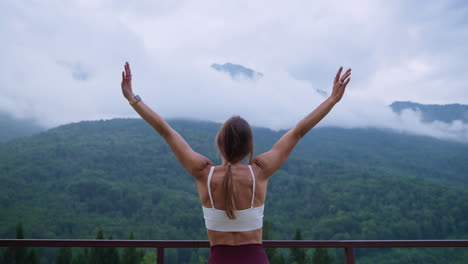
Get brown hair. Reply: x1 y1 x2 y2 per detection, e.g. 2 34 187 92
216 116 254 219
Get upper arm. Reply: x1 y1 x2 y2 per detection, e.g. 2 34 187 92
253 127 301 179
130 100 213 178
163 127 213 179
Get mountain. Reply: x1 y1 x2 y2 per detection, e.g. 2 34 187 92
0 111 45 143
0 119 467 263
211 62 264 80
390 101 468 123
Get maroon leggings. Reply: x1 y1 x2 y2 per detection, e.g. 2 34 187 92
208 244 270 264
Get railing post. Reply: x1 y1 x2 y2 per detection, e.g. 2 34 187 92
157 247 164 264
344 247 355 264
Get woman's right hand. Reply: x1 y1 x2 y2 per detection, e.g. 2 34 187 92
329 66 351 104
121 62 135 100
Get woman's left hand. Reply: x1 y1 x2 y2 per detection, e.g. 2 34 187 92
121 62 135 100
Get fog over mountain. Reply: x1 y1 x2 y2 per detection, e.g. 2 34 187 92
378 102 468 143
0 112 45 143
2 97 468 144
391 101 468 124
2 0 468 144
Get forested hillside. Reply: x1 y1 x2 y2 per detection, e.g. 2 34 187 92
1 119 467 263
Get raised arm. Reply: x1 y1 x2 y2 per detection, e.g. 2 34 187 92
253 67 351 178
121 62 213 178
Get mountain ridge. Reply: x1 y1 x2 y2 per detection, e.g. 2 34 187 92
211 62 264 80
1 118 467 263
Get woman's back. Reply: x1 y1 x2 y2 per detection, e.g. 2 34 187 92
197 163 267 246
204 164 266 210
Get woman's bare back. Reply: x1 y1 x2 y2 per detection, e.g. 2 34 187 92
197 163 268 246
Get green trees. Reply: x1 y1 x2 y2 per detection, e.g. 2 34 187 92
312 248 334 264
1 119 468 263
86 229 121 264
28 249 39 264
55 248 72 264
104 235 120 264
88 228 107 264
289 229 336 264
290 229 307 264
121 232 144 264
71 249 89 264
54 229 144 264
1 223 39 264
263 219 285 264
139 250 156 264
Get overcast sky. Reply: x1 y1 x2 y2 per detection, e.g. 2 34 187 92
1 0 467 142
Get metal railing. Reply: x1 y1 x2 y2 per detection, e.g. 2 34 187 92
1 239 468 264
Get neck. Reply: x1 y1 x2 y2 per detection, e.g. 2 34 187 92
221 160 243 166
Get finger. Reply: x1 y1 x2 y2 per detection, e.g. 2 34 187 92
340 71 352 82
335 66 343 83
125 62 131 76
126 70 131 80
343 77 351 88
340 68 351 78
125 63 130 76
127 62 132 75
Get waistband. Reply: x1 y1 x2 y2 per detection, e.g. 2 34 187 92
208 243 269 264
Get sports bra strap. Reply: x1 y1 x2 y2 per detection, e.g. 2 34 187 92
206 165 257 209
207 166 215 208
248 165 256 208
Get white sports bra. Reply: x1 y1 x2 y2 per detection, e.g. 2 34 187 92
202 165 265 232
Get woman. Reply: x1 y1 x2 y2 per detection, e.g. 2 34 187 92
121 62 351 263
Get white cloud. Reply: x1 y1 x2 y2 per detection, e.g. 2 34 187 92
0 0 467 142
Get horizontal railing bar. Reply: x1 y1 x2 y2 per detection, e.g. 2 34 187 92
265 240 468 248
0 240 210 248
1 239 467 248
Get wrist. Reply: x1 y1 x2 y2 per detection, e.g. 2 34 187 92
125 93 135 101
326 97 338 105
128 95 141 106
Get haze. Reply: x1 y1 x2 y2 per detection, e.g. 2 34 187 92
1 0 467 142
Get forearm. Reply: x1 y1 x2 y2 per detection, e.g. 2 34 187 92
131 101 172 138
130 99 211 176
119 62 213 176
295 98 337 138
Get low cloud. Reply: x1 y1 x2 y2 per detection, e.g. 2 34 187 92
394 110 468 142
57 61 92 81
323 98 468 143
0 0 467 143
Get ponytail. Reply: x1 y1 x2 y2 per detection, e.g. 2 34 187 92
216 116 254 220
223 162 236 219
